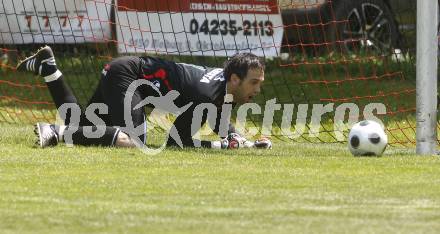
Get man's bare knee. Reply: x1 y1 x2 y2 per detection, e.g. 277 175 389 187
115 131 136 147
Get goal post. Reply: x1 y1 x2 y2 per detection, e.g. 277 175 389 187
416 0 438 155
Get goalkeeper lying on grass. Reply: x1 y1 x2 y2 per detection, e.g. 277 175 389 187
16 46 272 150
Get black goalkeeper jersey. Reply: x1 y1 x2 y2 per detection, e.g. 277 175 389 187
139 56 227 107
137 56 235 147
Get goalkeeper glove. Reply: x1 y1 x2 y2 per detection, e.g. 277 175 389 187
212 133 250 149
226 133 249 149
212 133 272 149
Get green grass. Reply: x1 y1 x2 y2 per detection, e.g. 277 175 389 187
1 50 438 233
1 124 440 234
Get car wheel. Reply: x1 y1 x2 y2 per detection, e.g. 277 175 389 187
328 0 400 55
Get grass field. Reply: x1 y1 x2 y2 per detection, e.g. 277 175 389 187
1 124 440 234
1 48 438 233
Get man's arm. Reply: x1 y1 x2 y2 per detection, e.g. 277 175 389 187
166 103 239 148
166 104 214 148
212 106 235 137
166 104 272 149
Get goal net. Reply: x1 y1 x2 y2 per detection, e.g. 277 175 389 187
0 0 426 146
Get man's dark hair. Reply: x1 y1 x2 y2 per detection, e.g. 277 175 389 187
223 53 265 81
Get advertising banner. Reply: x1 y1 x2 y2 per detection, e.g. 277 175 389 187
116 0 284 57
0 0 112 44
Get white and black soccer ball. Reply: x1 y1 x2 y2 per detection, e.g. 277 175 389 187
348 120 388 156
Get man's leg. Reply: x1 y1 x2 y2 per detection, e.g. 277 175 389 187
17 46 123 148
54 60 146 148
34 123 120 147
32 79 124 148
17 46 79 125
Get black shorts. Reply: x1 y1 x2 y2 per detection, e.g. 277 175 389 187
82 56 148 143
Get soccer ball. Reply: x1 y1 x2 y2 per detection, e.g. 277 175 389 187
348 120 388 156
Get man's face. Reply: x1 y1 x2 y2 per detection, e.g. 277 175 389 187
231 68 264 104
